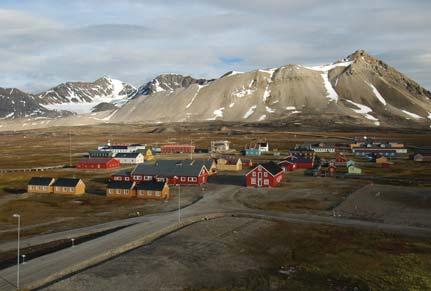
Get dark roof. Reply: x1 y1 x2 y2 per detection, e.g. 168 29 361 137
287 156 314 163
28 177 54 186
77 157 117 164
112 170 132 177
107 180 134 189
259 162 283 175
111 145 129 149
132 160 206 177
53 178 81 187
89 150 112 155
135 181 166 191
114 152 142 158
194 159 215 169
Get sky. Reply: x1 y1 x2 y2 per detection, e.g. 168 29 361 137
0 0 430 92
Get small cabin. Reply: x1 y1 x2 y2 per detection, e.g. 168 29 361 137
242 148 261 156
144 148 154 160
347 165 362 175
414 153 431 162
27 177 55 194
52 178 85 195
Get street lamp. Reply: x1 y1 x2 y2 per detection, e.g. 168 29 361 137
71 238 75 247
21 254 26 265
12 214 20 289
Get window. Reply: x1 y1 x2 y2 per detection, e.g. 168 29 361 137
251 178 256 184
70 187 74 192
144 176 152 181
264 172 268 177
181 177 186 182
147 191 152 196
134 176 142 180
55 187 60 192
252 172 256 177
125 189 129 194
188 177 193 182
63 187 68 192
264 179 270 185
155 191 161 197
108 189 113 194
125 177 130 181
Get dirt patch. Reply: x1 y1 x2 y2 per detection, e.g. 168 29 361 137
43 217 431 291
335 184 431 227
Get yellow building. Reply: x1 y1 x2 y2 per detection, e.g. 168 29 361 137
52 178 86 195
145 148 154 161
27 177 55 194
106 181 136 198
136 181 169 200
216 158 242 171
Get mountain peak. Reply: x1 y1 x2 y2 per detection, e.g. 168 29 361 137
347 49 371 61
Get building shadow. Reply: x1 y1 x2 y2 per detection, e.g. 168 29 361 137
208 174 246 186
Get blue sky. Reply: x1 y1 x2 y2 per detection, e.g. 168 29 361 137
0 0 430 92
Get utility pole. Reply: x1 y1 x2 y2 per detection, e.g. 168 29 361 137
190 139 193 160
12 214 20 289
69 129 72 167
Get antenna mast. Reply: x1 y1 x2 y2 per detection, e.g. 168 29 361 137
69 129 72 167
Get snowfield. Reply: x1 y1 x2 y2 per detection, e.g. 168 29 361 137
243 105 257 119
347 100 380 125
402 110 423 119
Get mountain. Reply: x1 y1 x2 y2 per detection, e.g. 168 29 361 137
135 73 210 96
109 50 431 128
1 50 431 131
36 77 137 114
0 87 69 119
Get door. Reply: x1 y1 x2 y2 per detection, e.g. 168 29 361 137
257 172 262 187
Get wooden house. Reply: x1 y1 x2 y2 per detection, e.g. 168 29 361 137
161 144 195 154
27 177 55 194
257 142 269 152
76 157 120 169
375 156 389 164
414 152 431 162
106 181 136 198
245 162 284 188
114 152 144 164
335 153 347 166
136 181 169 200
53 178 85 195
242 159 254 168
89 150 113 158
211 140 230 152
131 160 209 185
241 148 261 156
144 148 154 160
111 170 132 181
216 157 242 171
278 160 297 172
347 165 362 175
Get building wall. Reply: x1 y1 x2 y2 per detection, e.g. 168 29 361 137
53 181 85 195
28 185 53 194
217 160 242 171
136 185 169 200
106 188 136 198
161 145 195 153
246 167 283 188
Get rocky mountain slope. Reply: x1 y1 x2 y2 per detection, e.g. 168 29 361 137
109 50 431 128
36 77 137 114
135 74 210 96
0 87 69 119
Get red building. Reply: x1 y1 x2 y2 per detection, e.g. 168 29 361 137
245 162 284 188
278 160 297 172
76 157 120 169
161 144 195 154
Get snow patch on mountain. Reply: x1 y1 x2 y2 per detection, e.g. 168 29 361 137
401 110 423 120
258 115 267 121
243 105 257 119
366 82 386 105
347 100 380 125
207 107 225 120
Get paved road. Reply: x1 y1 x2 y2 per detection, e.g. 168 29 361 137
1 184 431 290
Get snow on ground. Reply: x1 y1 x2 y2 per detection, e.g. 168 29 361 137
224 71 243 77
402 110 423 120
207 107 225 120
231 85 256 98
1 112 14 119
346 100 380 125
265 106 275 113
258 115 267 121
42 97 117 114
229 102 235 108
285 106 296 110
290 111 301 114
243 105 257 119
366 82 386 105
271 100 279 105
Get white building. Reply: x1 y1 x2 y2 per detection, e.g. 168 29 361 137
211 140 230 152
114 152 144 164
310 144 335 153
258 142 269 152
